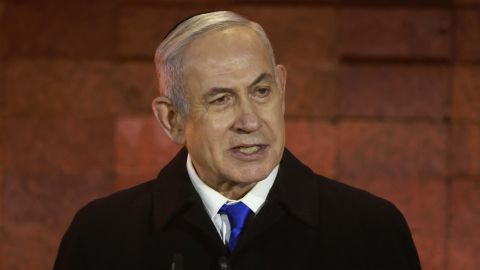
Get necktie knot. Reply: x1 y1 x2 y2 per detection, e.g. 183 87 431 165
218 202 252 251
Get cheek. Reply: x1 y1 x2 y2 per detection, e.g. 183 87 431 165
260 105 284 129
209 118 229 133
188 114 233 145
262 111 285 148
206 110 236 132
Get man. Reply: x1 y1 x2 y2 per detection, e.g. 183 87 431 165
54 11 421 270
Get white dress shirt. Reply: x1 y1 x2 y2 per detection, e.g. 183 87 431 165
186 154 278 244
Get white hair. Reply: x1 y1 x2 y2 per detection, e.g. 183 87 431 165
154 11 276 114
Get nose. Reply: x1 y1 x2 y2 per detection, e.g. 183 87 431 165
232 99 262 134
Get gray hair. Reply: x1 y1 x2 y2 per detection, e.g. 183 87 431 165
154 11 276 115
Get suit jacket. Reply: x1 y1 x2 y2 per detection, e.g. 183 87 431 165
54 148 421 270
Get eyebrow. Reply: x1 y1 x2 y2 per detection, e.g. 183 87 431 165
204 72 274 98
203 87 235 100
248 72 273 88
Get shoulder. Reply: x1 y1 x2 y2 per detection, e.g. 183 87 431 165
315 175 393 211
69 148 190 232
309 175 420 267
88 179 156 209
279 149 407 229
281 148 399 219
72 179 157 231
311 173 416 253
314 174 403 223
54 179 160 268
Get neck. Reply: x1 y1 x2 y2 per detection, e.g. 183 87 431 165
211 181 257 200
188 156 258 200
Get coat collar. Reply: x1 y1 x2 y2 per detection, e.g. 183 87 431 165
274 148 319 228
152 147 319 231
152 147 198 231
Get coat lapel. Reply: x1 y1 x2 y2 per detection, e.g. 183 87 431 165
183 200 227 253
151 148 225 253
276 149 319 228
233 149 320 254
232 194 285 254
150 147 320 257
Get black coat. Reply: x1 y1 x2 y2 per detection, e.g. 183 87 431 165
54 148 421 270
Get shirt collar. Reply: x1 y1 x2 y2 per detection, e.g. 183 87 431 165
151 147 318 232
187 154 278 219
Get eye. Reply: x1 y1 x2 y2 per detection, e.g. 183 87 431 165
210 94 232 105
255 87 271 98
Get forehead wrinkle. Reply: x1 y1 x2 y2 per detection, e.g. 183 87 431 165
204 56 251 76
182 26 275 97
183 26 271 70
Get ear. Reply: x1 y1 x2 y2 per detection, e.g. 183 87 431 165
275 64 287 114
152 96 186 145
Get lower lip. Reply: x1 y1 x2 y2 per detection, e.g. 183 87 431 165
229 145 268 161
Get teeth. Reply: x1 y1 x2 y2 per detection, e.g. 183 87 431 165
239 146 260 154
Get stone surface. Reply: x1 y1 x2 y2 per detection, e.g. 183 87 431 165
340 64 449 119
448 178 480 270
235 0 335 3
4 2 116 58
235 6 337 64
340 0 450 3
455 10 480 62
342 177 447 270
0 170 3 270
5 60 158 117
0 0 4 108
115 115 181 190
0 104 5 174
338 122 447 179
285 120 336 178
0 34 3 263
0 116 5 219
449 124 480 176
5 60 117 116
118 6 206 57
115 62 159 114
2 73 118 267
1 171 114 270
284 61 338 118
119 6 337 62
455 0 480 5
2 225 59 270
0 2 4 219
339 8 451 59
3 117 115 174
2 170 114 232
451 66 480 120
122 0 229 2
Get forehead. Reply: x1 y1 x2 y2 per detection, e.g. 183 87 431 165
182 26 273 85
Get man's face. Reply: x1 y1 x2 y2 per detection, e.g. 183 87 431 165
181 26 286 187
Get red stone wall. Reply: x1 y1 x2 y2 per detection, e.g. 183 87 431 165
1 1 479 269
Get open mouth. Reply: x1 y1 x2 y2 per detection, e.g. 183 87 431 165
237 145 261 154
230 144 268 159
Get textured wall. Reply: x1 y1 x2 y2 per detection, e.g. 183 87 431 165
1 0 479 269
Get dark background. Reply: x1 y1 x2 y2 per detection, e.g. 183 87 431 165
0 0 479 269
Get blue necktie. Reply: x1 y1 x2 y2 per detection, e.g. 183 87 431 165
218 202 252 251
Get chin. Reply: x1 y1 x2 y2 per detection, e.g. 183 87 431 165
229 165 273 184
